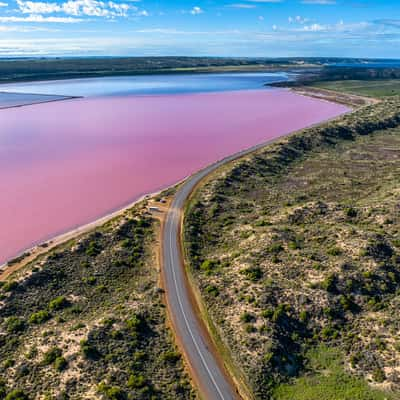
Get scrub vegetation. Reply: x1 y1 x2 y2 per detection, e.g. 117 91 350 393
310 79 400 99
184 96 400 399
0 57 299 83
0 203 194 399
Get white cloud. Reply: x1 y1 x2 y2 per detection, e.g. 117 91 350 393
0 2 8 6
190 6 203 15
17 0 61 14
62 0 130 17
136 9 149 16
289 15 309 24
15 0 145 19
0 14 83 22
229 3 256 8
133 28 242 35
303 23 325 31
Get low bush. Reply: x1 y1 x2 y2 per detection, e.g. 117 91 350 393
29 310 51 324
48 296 70 311
42 347 62 366
5 390 29 400
5 317 25 333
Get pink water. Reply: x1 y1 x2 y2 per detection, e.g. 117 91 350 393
0 89 348 265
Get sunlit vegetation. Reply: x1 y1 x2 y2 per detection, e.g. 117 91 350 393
311 79 400 98
184 96 400 398
0 206 193 399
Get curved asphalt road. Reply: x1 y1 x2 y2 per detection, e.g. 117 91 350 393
162 141 278 400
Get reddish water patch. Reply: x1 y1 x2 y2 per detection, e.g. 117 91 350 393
0 89 348 264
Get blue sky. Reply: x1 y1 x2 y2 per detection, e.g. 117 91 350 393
0 0 399 57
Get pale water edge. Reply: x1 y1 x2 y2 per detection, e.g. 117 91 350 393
0 72 290 97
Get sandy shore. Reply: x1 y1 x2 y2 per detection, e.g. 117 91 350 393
0 182 181 280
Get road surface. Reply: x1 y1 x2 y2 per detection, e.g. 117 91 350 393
162 141 277 400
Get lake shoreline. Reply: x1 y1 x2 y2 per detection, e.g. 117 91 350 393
0 181 182 279
0 80 349 278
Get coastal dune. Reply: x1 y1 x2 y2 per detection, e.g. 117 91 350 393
0 89 348 265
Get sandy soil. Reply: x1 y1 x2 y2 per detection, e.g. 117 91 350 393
291 86 379 108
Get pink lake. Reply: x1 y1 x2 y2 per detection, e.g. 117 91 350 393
0 89 348 265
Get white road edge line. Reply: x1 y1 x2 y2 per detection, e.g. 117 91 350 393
168 207 228 400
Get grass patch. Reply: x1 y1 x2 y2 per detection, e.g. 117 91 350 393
274 346 395 400
311 79 400 98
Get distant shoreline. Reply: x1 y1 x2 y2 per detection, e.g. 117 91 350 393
0 57 318 85
0 92 81 110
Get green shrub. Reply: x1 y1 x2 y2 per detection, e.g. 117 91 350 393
321 326 339 340
365 238 393 261
205 285 219 297
80 340 100 360
54 356 68 372
85 241 102 257
42 347 62 366
321 274 338 293
162 351 181 364
327 246 342 256
49 296 70 311
29 310 51 324
5 390 29 400
97 383 125 400
126 314 145 333
120 238 131 248
339 295 355 312
272 304 289 323
200 260 218 274
261 309 274 319
245 324 256 333
5 317 25 333
1 281 18 292
345 207 358 218
240 312 255 323
372 368 385 383
240 267 263 282
127 373 146 389
84 276 97 285
267 243 284 254
3 359 15 369
255 220 271 227
299 310 308 323
0 379 6 399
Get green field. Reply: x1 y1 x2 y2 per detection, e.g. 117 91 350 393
311 79 400 98
274 346 395 400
